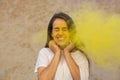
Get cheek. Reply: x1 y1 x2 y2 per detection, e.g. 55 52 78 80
51 32 56 39
66 32 70 38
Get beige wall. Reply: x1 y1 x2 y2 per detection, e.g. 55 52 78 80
0 0 120 80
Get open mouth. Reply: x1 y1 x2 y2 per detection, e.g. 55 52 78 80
57 37 64 41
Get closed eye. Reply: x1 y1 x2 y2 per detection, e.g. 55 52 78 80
53 28 59 31
63 27 68 31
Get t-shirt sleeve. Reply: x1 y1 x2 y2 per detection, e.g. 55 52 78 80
72 51 89 80
34 48 49 73
79 56 89 80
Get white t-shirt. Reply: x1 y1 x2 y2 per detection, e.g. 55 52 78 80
34 48 89 80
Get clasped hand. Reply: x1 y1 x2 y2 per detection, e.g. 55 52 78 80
48 40 75 54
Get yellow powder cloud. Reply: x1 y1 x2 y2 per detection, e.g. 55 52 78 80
71 6 120 70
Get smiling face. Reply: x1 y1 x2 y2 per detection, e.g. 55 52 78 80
52 18 70 49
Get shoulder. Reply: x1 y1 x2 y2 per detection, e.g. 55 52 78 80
38 48 54 56
71 50 88 63
71 50 86 58
39 48 50 53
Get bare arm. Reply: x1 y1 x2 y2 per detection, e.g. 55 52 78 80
63 42 80 80
37 41 61 80
38 52 60 80
64 51 80 80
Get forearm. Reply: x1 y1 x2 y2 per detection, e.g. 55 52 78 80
64 51 80 80
38 52 61 80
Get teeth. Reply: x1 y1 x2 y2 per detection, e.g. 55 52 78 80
58 37 64 40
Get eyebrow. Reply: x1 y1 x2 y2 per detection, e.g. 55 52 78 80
53 27 59 29
53 26 68 28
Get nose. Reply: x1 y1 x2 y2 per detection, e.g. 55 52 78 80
58 30 64 35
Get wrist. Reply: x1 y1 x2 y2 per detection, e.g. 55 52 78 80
56 50 61 54
63 50 70 56
55 51 61 55
63 49 69 53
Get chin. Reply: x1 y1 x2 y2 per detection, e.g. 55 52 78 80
57 43 67 49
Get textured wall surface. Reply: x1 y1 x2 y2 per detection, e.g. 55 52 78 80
0 0 120 80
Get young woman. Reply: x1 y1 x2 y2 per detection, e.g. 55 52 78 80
35 12 89 80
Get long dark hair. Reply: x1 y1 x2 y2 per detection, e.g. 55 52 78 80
45 12 76 47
